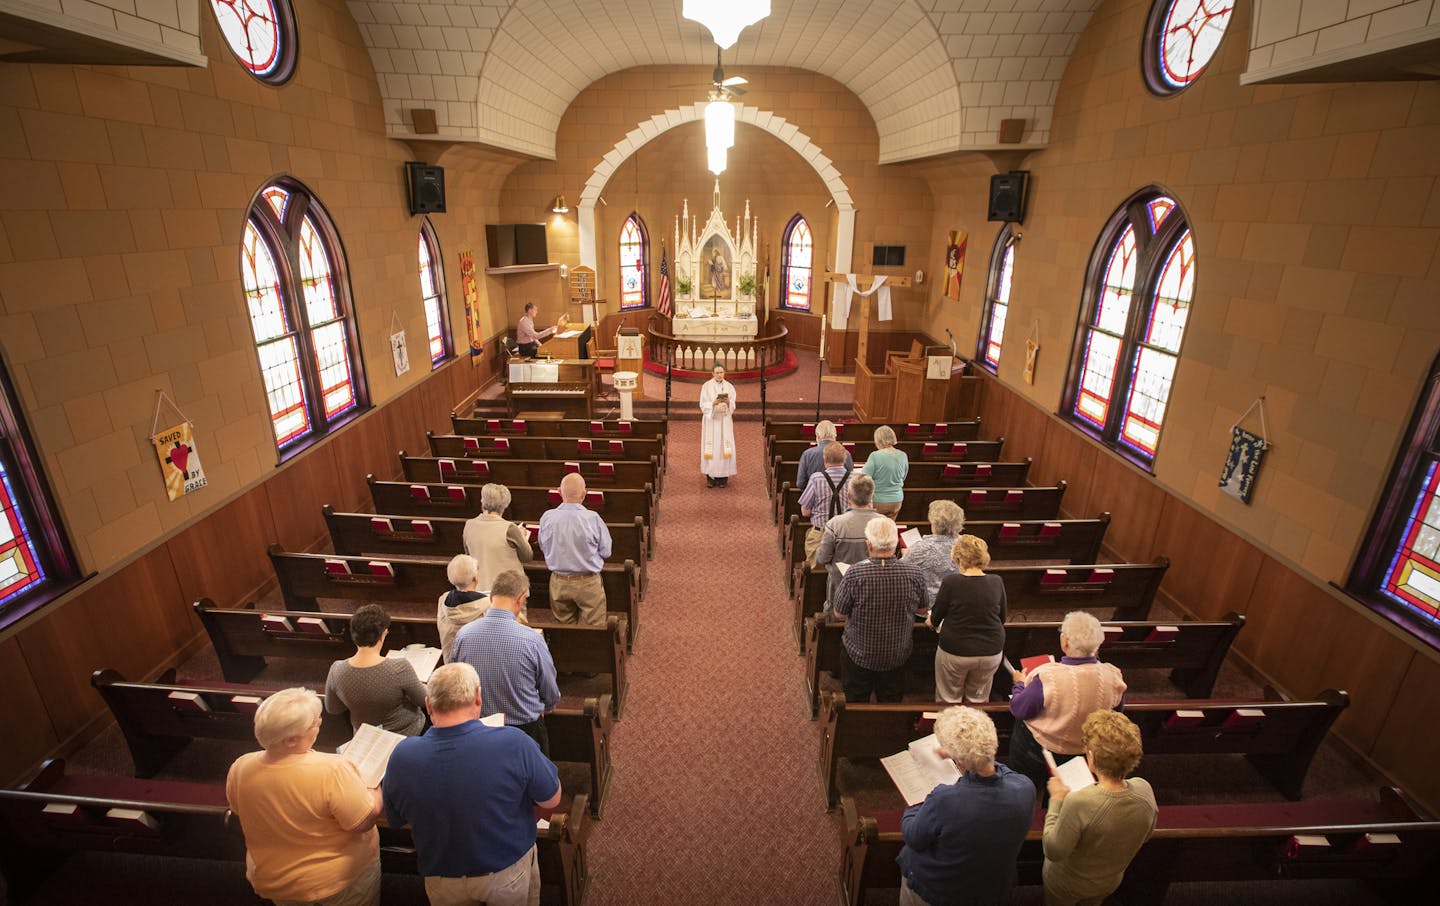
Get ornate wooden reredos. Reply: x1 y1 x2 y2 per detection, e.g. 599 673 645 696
674 181 757 305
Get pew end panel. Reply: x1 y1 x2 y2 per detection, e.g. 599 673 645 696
193 598 267 684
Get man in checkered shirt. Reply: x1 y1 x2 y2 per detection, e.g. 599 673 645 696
832 517 928 703
451 569 560 755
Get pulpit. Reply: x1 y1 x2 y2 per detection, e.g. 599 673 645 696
852 346 970 422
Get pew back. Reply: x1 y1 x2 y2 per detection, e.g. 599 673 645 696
429 432 664 467
400 453 660 496
368 476 656 528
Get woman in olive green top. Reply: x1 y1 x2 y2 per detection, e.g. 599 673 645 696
1042 710 1158 906
863 425 909 518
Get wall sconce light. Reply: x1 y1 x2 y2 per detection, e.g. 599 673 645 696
550 194 569 214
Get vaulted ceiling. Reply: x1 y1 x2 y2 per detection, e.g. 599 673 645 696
346 0 1101 163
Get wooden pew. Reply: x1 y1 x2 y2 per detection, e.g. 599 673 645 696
0 759 590 906
454 414 667 444
369 476 656 534
192 601 630 718
990 557 1170 622
817 691 1350 808
771 457 1030 502
267 546 642 652
429 431 666 471
323 507 651 599
762 420 982 468
781 515 1112 594
400 451 662 498
765 437 1005 491
89 669 615 819
802 613 1246 716
838 790 1440 906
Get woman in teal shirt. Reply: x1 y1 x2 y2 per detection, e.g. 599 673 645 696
863 424 908 518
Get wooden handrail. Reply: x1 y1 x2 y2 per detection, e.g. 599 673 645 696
647 315 789 373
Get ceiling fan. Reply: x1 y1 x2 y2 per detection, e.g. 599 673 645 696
671 47 748 97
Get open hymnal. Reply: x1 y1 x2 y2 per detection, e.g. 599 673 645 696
387 644 442 683
340 724 407 788
481 712 506 728
899 527 922 550
1044 749 1096 793
835 561 852 576
554 329 583 339
881 733 961 806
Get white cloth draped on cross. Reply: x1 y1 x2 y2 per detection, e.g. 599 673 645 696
831 275 892 328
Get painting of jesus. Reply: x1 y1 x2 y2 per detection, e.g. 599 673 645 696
700 236 732 300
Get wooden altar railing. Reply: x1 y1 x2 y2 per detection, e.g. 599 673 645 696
647 315 789 374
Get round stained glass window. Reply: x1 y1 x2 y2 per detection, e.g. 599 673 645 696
1143 0 1234 95
210 0 298 85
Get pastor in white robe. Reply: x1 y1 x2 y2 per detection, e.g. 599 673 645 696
699 378 737 478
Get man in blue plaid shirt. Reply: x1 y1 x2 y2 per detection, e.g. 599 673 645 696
833 517 928 703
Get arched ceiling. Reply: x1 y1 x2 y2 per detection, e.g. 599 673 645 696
346 0 1100 164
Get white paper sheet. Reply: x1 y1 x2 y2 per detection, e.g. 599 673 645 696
341 724 407 788
387 644 442 683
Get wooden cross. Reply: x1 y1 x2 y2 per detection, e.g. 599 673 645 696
822 273 914 372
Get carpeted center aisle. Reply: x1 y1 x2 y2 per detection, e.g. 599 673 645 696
584 419 839 905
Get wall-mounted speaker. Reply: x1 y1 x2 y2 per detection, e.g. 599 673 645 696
988 171 1029 223
405 162 446 215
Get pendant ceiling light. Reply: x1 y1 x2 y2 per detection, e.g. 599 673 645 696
682 0 770 50
707 144 727 175
704 96 735 150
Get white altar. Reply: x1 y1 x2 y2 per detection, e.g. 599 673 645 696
671 306 758 341
673 185 757 312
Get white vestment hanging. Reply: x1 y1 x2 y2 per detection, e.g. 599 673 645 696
699 378 737 478
831 275 891 328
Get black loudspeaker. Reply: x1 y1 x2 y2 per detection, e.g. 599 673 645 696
988 170 1029 223
405 162 445 214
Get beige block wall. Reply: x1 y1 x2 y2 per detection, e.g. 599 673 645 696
925 0 1440 606
495 67 936 333
0 0 521 574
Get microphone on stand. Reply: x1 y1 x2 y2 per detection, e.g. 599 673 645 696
944 328 958 357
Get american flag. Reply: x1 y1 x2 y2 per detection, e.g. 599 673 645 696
657 245 673 317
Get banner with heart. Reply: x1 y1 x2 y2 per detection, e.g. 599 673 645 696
152 420 207 501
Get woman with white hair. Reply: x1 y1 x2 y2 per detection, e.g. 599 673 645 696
437 553 490 662
226 687 382 906
897 706 1035 906
863 425 909 518
1008 610 1127 796
901 499 965 605
462 482 533 590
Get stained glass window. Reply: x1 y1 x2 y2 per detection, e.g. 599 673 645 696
978 226 1016 370
781 215 813 312
418 220 451 367
619 215 648 310
0 362 77 619
209 0 298 85
241 179 366 454
1064 190 1194 464
1144 0 1234 95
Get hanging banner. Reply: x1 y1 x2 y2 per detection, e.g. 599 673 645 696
459 249 484 365
390 329 410 376
943 230 968 301
1023 321 1040 385
152 421 207 501
1219 426 1267 504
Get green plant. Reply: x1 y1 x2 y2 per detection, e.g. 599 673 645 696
737 272 756 296
675 273 693 295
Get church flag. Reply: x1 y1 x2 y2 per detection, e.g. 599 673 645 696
657 245 673 316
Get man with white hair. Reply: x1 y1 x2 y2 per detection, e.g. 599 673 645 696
538 472 612 626
1008 610 1127 795
383 662 562 906
832 516 928 703
795 419 854 490
226 687 382 906
897 706 1035 906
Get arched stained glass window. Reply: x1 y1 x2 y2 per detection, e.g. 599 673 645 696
0 357 79 621
418 219 451 367
1063 189 1195 464
241 178 367 455
1144 0 1234 95
209 0 298 85
619 214 649 310
977 226 1016 370
780 214 814 311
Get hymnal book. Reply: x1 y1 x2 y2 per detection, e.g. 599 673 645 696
1020 654 1054 674
411 519 434 536
340 723 407 788
1222 707 1265 729
166 691 211 713
1284 835 1331 859
1043 749 1095 793
230 695 263 714
482 712 506 728
368 561 396 579
370 517 394 535
835 561 852 576
296 617 331 634
880 733 960 806
323 559 351 576
1145 625 1179 642
1164 709 1205 730
899 527 922 550
105 807 160 831
260 614 293 632
387 644 442 683
1356 832 1401 851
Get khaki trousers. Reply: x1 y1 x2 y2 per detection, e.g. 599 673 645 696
272 859 380 906
423 845 539 906
804 526 824 567
549 573 607 626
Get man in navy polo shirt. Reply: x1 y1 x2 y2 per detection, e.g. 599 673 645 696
383 662 561 906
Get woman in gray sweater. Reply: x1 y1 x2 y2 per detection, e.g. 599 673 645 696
1042 710 1158 905
324 604 427 736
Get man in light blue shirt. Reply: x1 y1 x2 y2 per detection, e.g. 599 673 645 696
796 420 854 490
538 473 613 626
451 569 560 755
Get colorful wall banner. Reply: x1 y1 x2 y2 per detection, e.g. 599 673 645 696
152 421 207 501
459 249 484 365
943 229 968 301
1219 426 1267 504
